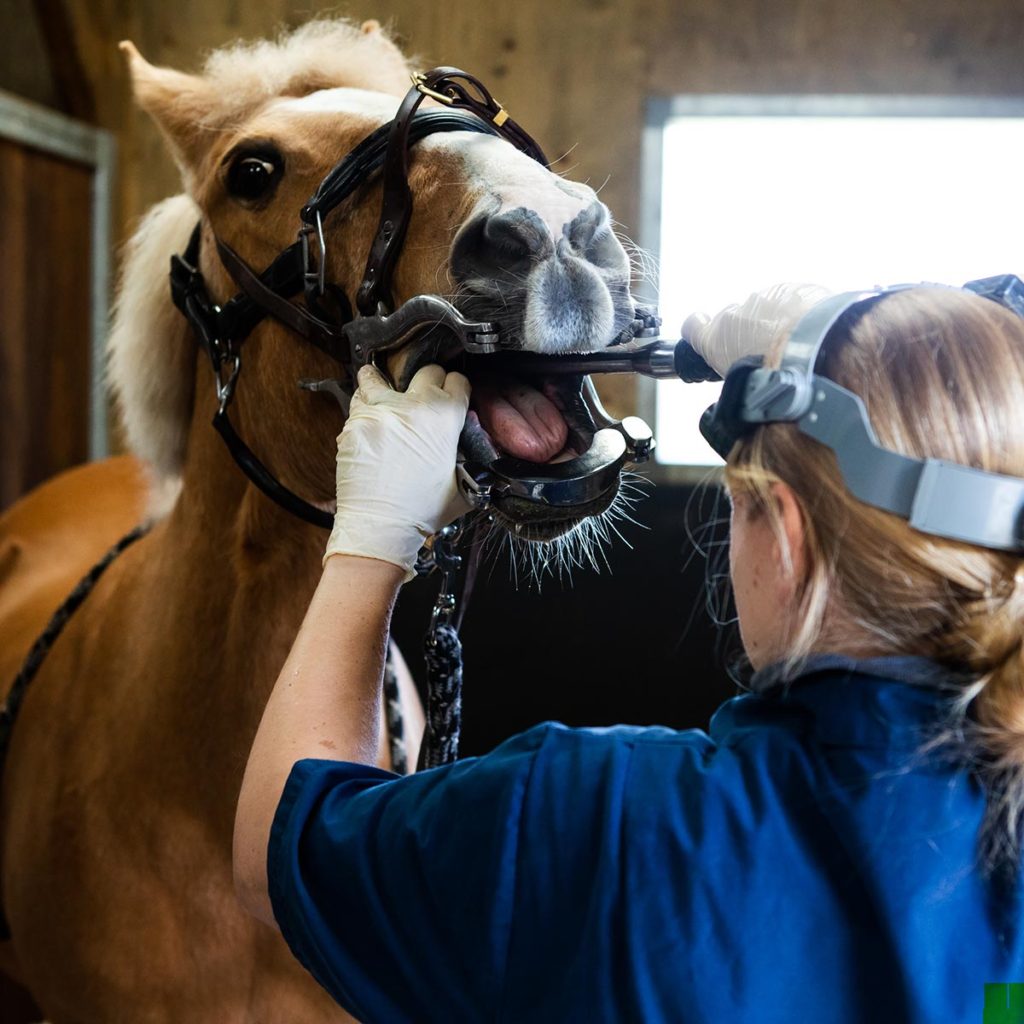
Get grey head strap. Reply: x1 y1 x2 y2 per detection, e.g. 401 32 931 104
741 287 909 423
736 282 1024 554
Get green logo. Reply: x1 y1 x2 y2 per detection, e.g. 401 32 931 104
985 984 1024 1024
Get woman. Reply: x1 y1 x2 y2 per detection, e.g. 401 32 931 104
234 282 1024 1022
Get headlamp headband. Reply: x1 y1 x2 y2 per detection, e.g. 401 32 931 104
700 274 1024 554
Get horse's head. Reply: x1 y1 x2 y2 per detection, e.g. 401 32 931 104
110 19 642 548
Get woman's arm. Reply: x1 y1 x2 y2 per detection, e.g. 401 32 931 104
234 554 404 925
233 363 470 926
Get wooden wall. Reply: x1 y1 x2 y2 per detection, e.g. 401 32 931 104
4 0 1024 258
0 3 1021 1013
1 0 1018 455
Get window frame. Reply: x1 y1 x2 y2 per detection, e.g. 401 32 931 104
636 93 1024 484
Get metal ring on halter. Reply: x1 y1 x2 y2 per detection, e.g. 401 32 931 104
215 354 241 414
299 210 327 297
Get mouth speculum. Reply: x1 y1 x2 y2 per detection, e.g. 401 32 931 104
305 294 660 541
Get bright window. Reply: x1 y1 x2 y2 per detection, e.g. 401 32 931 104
642 97 1024 466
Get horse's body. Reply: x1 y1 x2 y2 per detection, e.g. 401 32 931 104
0 455 364 1022
0 18 638 1021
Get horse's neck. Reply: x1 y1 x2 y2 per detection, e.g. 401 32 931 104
137 411 327 787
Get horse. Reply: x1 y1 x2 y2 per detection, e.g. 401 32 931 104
0 18 640 1022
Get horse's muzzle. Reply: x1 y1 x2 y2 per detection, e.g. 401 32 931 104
300 292 665 537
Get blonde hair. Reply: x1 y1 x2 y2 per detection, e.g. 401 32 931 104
723 286 1024 863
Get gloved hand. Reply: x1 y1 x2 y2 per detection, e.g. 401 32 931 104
683 283 832 377
324 364 472 581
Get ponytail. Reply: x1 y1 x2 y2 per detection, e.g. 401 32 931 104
957 572 1024 862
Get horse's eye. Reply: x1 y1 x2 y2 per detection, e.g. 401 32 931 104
226 150 283 202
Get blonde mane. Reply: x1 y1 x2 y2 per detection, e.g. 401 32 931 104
107 194 199 494
196 18 413 115
107 19 415 513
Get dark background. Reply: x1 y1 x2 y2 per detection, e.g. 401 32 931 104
392 481 741 755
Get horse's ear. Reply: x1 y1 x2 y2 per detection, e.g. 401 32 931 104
120 41 218 172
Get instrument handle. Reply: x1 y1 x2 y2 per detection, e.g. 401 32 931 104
460 338 722 382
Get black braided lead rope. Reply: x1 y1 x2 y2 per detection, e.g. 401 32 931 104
417 622 463 771
0 517 412 784
0 519 411 935
382 644 408 775
0 523 152 782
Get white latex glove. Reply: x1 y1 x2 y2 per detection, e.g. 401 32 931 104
683 283 832 377
324 364 472 581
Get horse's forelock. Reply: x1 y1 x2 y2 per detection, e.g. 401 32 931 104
198 18 413 116
107 194 199 505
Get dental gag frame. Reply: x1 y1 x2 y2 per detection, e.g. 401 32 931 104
307 293 671 518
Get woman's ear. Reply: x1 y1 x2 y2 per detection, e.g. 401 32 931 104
770 480 807 589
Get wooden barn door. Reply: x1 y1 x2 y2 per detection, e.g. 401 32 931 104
0 91 113 513
0 92 113 1020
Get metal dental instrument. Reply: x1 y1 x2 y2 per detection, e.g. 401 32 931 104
460 336 722 383
299 376 352 415
344 294 502 370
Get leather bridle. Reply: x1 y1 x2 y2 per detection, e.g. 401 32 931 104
169 67 657 531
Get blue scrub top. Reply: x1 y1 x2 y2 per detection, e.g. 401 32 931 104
267 656 1024 1022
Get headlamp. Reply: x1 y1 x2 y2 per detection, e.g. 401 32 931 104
699 274 1024 554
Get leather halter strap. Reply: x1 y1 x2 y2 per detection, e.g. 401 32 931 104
170 69 548 532
169 225 321 366
214 238 347 359
342 69 548 315
212 409 334 528
170 226 337 529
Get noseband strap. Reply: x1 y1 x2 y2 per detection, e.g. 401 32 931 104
339 69 548 316
214 238 347 360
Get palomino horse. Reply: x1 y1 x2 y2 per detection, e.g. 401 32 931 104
0 18 640 1022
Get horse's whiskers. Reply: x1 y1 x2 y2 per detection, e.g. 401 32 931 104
469 480 646 591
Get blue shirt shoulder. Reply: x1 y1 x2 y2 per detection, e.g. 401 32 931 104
267 657 1024 1023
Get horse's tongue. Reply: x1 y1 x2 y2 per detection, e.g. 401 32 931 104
470 376 568 463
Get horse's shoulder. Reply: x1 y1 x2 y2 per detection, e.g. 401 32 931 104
0 456 149 691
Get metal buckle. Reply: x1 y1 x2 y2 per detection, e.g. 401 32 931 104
299 210 327 296
411 71 455 106
414 523 464 634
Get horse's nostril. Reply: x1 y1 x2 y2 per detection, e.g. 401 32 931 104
565 201 618 266
451 207 553 283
